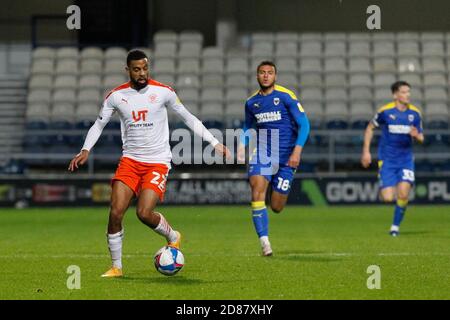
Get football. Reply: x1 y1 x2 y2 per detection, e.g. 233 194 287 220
154 246 184 276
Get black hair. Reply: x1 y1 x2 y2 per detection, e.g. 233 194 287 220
126 49 148 66
257 60 277 73
391 81 411 93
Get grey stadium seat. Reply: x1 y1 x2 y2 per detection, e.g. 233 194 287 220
422 41 445 57
201 88 224 104
53 75 77 90
299 58 321 72
324 41 346 57
176 74 200 89
30 58 54 75
226 57 249 74
76 103 100 121
399 73 422 88
225 74 249 89
153 74 175 88
80 47 104 60
103 74 127 91
299 41 322 58
299 32 322 42
372 32 396 41
250 42 274 58
374 73 397 87
51 102 76 121
423 73 447 87
225 88 249 104
32 47 55 60
152 58 176 75
298 73 322 87
372 41 395 57
276 58 298 73
276 74 298 89
177 88 199 104
29 75 53 90
52 89 76 104
179 30 203 45
78 89 102 104
424 88 448 102
324 57 346 73
104 59 126 75
300 87 323 102
79 74 102 89
350 87 373 101
154 42 177 59
202 58 224 74
178 42 202 58
104 47 127 60
275 42 298 58
26 103 51 120
202 47 224 59
202 74 224 88
27 89 52 104
324 33 347 41
396 32 419 41
325 88 348 102
275 31 299 43
80 59 103 75
55 59 78 75
154 30 178 43
398 57 421 73
56 47 79 60
397 41 420 57
422 58 446 72
349 73 372 87
420 32 445 42
373 57 396 73
349 57 371 73
325 73 347 87
178 58 200 74
348 41 370 57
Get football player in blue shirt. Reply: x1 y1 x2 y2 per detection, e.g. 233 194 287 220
361 81 424 236
237 61 310 256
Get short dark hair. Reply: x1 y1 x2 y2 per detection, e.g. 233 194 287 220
257 60 277 73
126 49 148 66
391 81 411 93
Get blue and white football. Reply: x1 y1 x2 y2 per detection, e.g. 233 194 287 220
154 246 184 276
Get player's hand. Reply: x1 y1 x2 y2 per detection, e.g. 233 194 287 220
410 126 419 139
287 146 302 168
237 144 246 164
68 150 89 172
214 143 232 160
361 151 372 168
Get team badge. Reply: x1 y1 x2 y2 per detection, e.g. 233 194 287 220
408 114 414 122
149 94 158 103
273 97 280 106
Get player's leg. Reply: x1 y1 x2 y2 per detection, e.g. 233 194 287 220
390 182 411 236
249 175 271 256
379 187 396 203
389 164 415 236
137 165 181 248
102 180 135 277
269 166 296 213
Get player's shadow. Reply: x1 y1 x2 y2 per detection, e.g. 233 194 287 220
272 249 346 262
120 275 205 285
398 231 432 236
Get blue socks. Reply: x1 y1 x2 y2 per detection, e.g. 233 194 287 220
251 201 268 238
392 199 408 227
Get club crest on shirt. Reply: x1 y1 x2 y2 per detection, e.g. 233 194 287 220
408 114 414 122
273 97 280 106
149 94 158 103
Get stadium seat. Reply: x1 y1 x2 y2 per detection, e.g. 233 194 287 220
80 59 103 75
53 75 77 90
104 59 126 75
303 102 324 131
299 41 322 58
349 73 372 87
324 41 346 57
350 102 373 130
103 74 127 91
298 73 322 87
154 42 177 59
299 58 321 73
274 42 298 58
325 88 348 102
27 89 51 104
424 87 448 102
324 57 346 73
372 41 395 57
179 30 203 45
78 89 102 104
397 40 420 57
276 58 298 73
176 74 200 89
200 102 224 129
154 30 178 43
152 58 176 75
276 73 298 89
225 88 248 104
178 42 202 58
29 75 53 90
323 72 347 88
396 32 419 41
348 41 370 57
422 41 445 57
201 74 224 88
398 57 421 72
226 57 249 75
201 88 224 104
373 57 396 72
202 47 224 59
52 89 76 104
224 103 244 128
421 32 445 42
79 74 102 89
399 73 422 87
324 32 347 41
300 87 323 103
374 73 397 87
350 87 373 101
26 103 51 130
104 47 127 60
55 59 78 75
80 46 104 60
202 57 224 74
50 102 76 130
178 58 200 74
56 47 79 60
250 42 274 58
422 58 446 73
349 57 371 73
30 58 54 75
76 103 100 129
423 73 447 87
177 88 199 105
325 102 349 129
226 74 249 89
32 47 55 60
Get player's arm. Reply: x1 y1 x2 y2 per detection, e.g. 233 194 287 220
285 98 310 168
237 103 254 163
410 115 424 144
167 92 231 159
68 94 115 171
361 111 383 168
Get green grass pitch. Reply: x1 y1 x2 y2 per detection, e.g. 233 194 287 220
0 205 449 300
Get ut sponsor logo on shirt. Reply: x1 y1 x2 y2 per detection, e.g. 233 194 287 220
132 109 148 122
255 111 282 123
388 124 411 134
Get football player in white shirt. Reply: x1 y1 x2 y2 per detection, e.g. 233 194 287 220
68 50 230 277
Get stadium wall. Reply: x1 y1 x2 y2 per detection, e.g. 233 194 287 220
1 176 450 207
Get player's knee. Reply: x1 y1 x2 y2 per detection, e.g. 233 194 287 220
380 194 395 203
110 205 127 220
252 190 266 202
136 207 151 221
271 203 284 214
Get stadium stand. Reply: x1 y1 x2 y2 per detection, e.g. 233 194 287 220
19 30 450 172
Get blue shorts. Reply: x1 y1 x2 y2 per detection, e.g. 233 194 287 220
378 159 415 189
248 162 296 195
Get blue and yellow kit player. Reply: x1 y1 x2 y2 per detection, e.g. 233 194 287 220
362 81 424 236
238 61 310 256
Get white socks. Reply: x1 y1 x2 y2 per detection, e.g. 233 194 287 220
259 236 270 248
107 229 124 269
154 212 178 243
